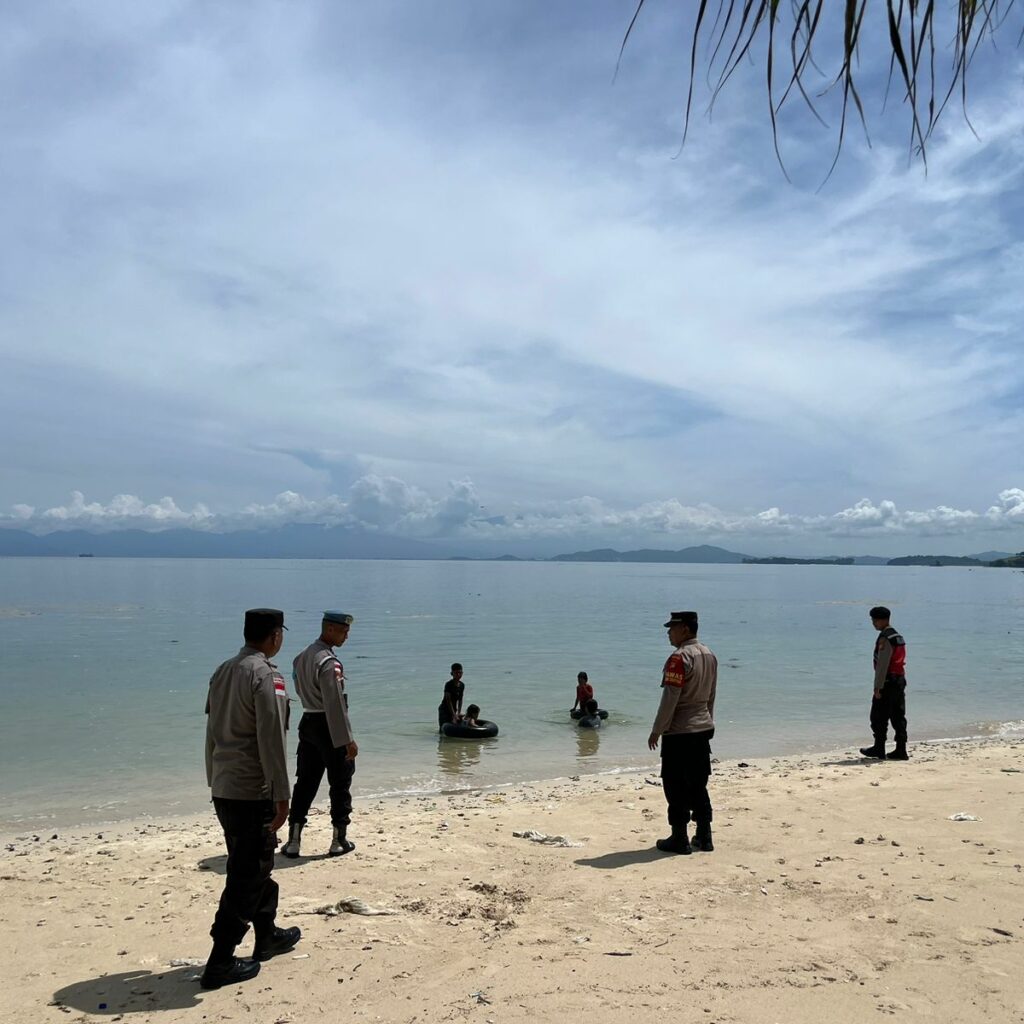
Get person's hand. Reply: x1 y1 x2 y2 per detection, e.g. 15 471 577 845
346 741 359 760
647 732 660 751
270 799 289 834
873 688 882 699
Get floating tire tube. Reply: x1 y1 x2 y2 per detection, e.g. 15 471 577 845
441 720 499 739
577 715 602 729
570 708 609 720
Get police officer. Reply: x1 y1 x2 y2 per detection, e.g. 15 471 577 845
647 611 718 855
280 611 359 858
860 606 909 761
202 608 301 990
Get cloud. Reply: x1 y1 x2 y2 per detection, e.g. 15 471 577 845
9 490 213 530
1 2 1023 532
4 484 1023 552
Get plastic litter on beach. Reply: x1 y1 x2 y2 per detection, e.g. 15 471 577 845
948 813 982 821
302 898 399 917
512 829 583 848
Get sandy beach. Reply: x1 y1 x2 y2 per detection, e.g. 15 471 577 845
4 738 1022 1024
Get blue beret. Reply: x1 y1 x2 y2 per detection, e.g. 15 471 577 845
323 611 354 626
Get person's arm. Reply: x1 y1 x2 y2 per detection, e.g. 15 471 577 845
456 684 464 717
873 637 892 696
648 654 685 749
204 681 214 786
707 667 717 725
253 668 291 804
321 658 357 757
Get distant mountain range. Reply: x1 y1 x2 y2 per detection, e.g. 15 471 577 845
546 546 1014 565
550 544 749 563
0 527 1016 565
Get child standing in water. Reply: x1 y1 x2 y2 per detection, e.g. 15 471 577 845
438 662 465 731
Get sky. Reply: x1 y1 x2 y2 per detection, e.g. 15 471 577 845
2 0 1023 557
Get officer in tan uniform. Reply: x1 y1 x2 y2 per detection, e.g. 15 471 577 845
647 610 718 855
280 611 359 858
201 608 301 989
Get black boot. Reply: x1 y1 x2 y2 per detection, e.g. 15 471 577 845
328 825 355 856
253 926 302 962
859 741 886 759
887 741 909 761
200 950 261 990
656 826 691 855
280 822 303 858
692 823 714 852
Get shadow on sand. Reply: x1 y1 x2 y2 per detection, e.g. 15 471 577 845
196 850 340 874
574 847 666 869
817 756 880 768
52 967 204 1015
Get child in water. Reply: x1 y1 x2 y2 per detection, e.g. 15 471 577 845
572 671 595 714
438 662 465 731
463 703 481 727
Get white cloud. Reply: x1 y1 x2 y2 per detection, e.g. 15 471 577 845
20 490 213 530
4 484 1023 552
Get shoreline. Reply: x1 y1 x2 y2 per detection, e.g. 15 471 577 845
4 718 1023 838
3 730 1020 845
4 736 1021 1023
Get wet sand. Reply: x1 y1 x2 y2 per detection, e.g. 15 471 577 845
4 738 1022 1023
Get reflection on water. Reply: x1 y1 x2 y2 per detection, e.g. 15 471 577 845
436 736 488 776
575 724 601 760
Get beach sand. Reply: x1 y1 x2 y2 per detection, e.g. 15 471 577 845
4 739 1022 1023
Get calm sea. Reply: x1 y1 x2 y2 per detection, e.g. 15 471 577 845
1 557 1022 832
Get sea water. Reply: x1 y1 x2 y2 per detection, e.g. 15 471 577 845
1 557 1022 831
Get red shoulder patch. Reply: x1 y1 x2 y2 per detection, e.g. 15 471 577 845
662 653 685 688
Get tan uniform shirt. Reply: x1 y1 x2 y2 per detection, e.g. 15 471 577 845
205 646 291 801
292 640 353 748
651 638 718 737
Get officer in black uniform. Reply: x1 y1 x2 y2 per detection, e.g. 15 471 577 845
281 611 359 858
202 608 301 989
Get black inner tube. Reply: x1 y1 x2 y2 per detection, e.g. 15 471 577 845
570 708 609 720
441 719 499 739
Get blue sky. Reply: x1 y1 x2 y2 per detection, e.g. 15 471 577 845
1 1 1023 556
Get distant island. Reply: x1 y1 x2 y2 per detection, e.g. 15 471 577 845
742 556 854 565
989 552 1024 567
550 544 748 564
886 555 985 566
0 525 1019 566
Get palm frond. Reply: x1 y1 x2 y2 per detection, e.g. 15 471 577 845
623 1 1020 177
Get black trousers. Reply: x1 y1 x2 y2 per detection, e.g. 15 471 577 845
870 676 908 744
661 729 714 828
210 797 279 951
289 712 355 828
